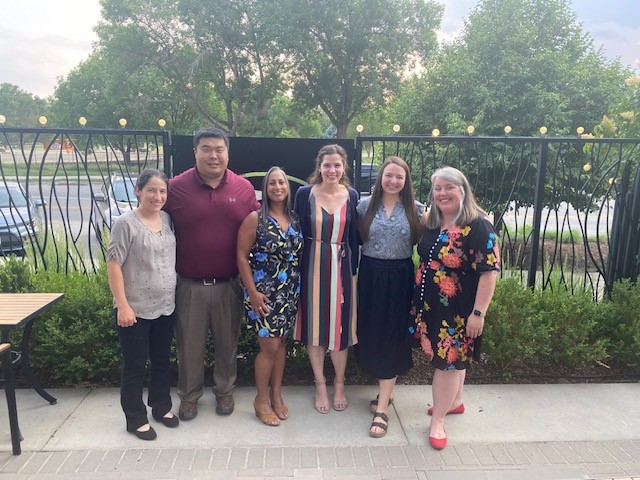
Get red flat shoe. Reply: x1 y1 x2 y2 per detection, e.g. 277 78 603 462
427 403 465 416
429 433 447 450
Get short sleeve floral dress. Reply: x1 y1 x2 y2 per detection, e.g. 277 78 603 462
410 217 501 370
243 213 303 338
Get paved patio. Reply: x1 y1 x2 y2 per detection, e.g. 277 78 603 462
0 383 639 479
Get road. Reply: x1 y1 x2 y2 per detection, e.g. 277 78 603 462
23 181 110 263
500 200 615 241
13 179 618 270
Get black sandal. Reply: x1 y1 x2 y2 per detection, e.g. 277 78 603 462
369 412 389 438
369 395 393 414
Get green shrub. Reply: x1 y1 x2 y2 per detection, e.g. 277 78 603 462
238 325 260 361
0 255 33 292
4 248 639 385
28 265 121 385
598 279 640 368
483 278 549 370
537 287 608 367
543 229 584 244
1 256 36 347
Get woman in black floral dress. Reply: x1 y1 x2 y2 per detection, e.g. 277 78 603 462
237 167 303 426
411 167 500 450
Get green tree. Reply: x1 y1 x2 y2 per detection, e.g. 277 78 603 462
52 0 444 137
0 83 48 128
396 0 628 136
274 0 443 138
595 72 640 138
51 48 205 133
96 0 286 136
251 95 325 138
350 104 396 137
51 53 118 129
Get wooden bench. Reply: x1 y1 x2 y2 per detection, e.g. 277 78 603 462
1 343 21 455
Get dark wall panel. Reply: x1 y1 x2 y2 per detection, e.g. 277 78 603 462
170 136 356 196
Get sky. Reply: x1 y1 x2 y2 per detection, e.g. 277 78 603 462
0 0 638 98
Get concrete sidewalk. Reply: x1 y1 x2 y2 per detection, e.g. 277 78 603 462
0 383 638 479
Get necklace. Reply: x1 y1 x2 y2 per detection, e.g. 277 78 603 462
420 230 444 301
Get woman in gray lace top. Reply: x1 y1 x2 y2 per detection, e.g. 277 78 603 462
356 156 426 438
107 169 178 441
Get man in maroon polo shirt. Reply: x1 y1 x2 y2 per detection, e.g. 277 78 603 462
164 127 259 420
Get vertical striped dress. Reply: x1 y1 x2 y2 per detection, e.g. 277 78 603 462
295 191 357 351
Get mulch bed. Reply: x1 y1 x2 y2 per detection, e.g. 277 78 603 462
502 240 608 272
271 350 640 388
14 350 638 389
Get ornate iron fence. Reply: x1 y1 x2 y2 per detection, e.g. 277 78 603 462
2 127 638 300
0 127 170 274
355 135 640 300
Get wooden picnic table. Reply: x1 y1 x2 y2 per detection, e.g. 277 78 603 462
0 293 65 405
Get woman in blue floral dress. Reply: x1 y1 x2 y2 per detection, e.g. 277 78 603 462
411 167 500 450
237 167 303 426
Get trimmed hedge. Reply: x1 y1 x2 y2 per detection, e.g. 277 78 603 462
1 256 639 385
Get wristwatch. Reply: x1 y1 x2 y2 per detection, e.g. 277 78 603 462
472 309 485 317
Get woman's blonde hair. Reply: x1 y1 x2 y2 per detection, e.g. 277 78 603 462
425 166 487 229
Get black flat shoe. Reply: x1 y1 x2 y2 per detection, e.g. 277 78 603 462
128 425 157 441
159 414 179 428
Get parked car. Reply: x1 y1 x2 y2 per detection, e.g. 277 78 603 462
359 163 379 194
93 175 137 239
0 182 44 256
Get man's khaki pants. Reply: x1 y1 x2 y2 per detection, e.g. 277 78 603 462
175 275 243 402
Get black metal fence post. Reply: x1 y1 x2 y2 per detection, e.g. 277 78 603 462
163 131 172 178
527 139 548 289
606 161 635 292
629 167 640 283
353 134 363 193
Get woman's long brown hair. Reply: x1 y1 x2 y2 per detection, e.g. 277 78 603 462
307 144 352 187
359 156 422 244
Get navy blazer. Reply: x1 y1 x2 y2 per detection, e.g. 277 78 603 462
293 185 360 275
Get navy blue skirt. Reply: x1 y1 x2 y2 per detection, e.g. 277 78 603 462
355 255 414 379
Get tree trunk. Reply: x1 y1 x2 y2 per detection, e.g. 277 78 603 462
336 122 349 139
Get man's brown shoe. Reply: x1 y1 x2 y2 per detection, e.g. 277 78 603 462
179 400 198 421
216 395 234 415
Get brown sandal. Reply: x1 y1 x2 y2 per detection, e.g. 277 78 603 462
369 395 394 414
254 400 280 426
271 402 289 420
369 412 389 438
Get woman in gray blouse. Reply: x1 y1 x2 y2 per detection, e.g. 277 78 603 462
356 156 426 438
107 169 178 441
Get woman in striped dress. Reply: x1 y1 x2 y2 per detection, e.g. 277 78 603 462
293 144 359 414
